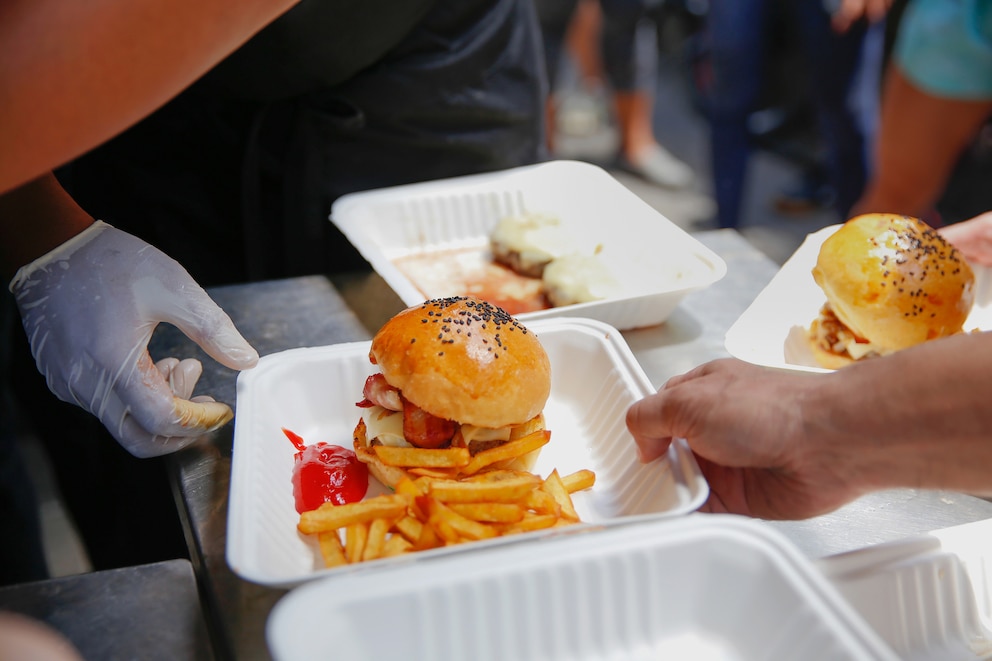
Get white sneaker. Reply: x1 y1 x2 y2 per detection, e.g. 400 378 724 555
625 144 695 189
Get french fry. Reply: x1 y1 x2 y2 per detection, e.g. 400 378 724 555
429 477 540 503
362 517 392 562
542 469 579 522
317 531 347 568
304 423 598 569
392 514 424 543
461 469 541 484
298 493 409 534
497 512 560 534
374 446 470 468
449 502 526 523
408 467 460 479
413 517 443 551
561 469 596 493
524 488 561 517
382 533 413 558
345 521 369 564
420 496 462 544
353 441 409 489
422 496 497 541
461 430 550 475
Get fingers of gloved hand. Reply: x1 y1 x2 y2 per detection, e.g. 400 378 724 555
109 350 233 450
98 388 207 458
102 389 233 458
132 275 258 371
155 357 204 401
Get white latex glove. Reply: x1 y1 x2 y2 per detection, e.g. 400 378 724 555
9 221 259 457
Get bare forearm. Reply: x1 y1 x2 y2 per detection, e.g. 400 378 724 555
0 0 299 193
811 332 992 495
0 173 94 283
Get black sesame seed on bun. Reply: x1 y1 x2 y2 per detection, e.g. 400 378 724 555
369 297 551 429
808 213 975 367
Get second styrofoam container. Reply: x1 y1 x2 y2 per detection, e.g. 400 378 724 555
227 317 708 587
329 160 727 330
267 514 899 661
819 518 992 660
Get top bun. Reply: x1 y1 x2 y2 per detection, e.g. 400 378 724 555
812 213 975 352
370 297 551 429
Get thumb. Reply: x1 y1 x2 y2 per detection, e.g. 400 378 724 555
135 277 259 370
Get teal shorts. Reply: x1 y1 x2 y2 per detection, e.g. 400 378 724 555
894 0 992 99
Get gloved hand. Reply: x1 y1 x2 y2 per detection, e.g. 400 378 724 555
9 221 259 457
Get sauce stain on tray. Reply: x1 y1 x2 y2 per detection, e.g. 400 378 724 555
393 248 550 315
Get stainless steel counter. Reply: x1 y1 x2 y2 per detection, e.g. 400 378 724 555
0 559 213 660
157 230 992 660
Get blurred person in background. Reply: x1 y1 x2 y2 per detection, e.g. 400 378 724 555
535 0 696 188
851 0 992 226
702 0 875 229
6 0 549 576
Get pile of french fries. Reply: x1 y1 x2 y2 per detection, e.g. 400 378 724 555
297 429 596 568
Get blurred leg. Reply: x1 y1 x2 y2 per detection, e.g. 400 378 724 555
602 0 694 186
706 0 771 227
794 0 868 220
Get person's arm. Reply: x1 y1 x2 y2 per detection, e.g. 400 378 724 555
939 211 992 267
0 173 93 281
0 0 299 193
626 331 992 520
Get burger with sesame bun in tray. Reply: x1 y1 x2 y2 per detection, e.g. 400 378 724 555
353 296 552 488
807 213 976 369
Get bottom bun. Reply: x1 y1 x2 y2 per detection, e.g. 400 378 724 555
352 420 411 488
807 322 855 370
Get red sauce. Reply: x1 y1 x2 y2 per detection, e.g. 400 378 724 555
393 248 551 315
284 428 368 513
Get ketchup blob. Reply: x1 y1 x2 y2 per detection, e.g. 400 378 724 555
284 428 368 513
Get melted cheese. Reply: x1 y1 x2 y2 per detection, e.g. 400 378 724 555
461 424 511 447
361 406 409 447
361 406 510 449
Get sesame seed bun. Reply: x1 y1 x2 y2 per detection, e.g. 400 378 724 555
369 297 551 429
808 213 975 366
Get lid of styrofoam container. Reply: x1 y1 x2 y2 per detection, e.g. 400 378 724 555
267 514 898 661
819 517 992 661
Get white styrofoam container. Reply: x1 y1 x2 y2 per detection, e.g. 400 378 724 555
725 225 992 372
819 518 992 660
227 317 708 587
329 160 727 331
266 514 899 661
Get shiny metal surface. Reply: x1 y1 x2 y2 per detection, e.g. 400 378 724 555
155 276 371 661
160 233 992 660
0 559 213 660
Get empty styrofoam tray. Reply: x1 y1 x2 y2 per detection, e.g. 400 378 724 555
227 317 708 587
329 160 727 330
819 517 992 660
267 514 898 661
726 225 992 373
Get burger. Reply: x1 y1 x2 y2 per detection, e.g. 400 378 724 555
490 212 577 278
353 296 552 487
808 213 975 369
